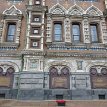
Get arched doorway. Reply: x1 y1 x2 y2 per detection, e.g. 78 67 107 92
49 66 70 89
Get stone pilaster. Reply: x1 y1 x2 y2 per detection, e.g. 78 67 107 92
46 15 52 43
83 16 90 43
100 17 107 44
64 17 71 43
26 11 31 49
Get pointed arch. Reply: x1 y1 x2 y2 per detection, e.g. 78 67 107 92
86 6 103 16
3 5 22 15
49 3 66 15
68 5 84 15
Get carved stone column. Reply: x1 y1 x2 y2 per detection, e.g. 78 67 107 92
16 17 22 44
83 16 90 43
64 18 71 43
46 15 52 43
26 11 31 49
100 17 107 44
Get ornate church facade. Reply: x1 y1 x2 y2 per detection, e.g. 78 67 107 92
0 0 107 100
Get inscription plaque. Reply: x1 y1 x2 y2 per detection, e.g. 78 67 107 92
51 77 68 88
0 76 11 87
91 76 107 88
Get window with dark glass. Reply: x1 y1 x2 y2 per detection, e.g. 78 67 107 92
56 95 63 100
6 23 16 42
72 24 80 42
99 95 105 100
0 94 5 99
54 23 62 41
90 24 98 43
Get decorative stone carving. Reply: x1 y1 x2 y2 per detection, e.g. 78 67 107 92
49 3 66 15
29 59 39 70
49 66 70 89
64 18 71 43
83 17 90 43
1 5 23 49
23 56 44 71
100 18 107 44
90 66 107 89
86 6 103 16
3 5 22 15
46 16 52 43
68 5 84 15
0 62 19 73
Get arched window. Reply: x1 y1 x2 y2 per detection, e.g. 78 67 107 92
90 23 101 43
72 23 81 42
54 22 62 41
6 23 16 42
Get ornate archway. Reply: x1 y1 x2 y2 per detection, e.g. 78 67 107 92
0 66 15 87
90 66 107 89
49 66 70 89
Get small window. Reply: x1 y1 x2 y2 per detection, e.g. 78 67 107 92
35 0 41 5
31 27 40 35
77 61 83 70
54 22 62 42
99 94 105 100
30 39 40 48
0 94 5 99
72 23 80 42
6 23 16 42
56 95 63 100
90 24 98 43
32 15 41 22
